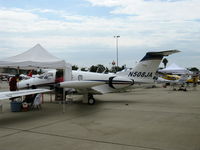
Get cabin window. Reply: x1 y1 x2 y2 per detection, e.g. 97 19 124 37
38 75 44 79
78 75 83 81
44 73 53 79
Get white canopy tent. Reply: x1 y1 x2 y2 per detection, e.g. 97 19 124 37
159 63 192 75
0 44 72 111
0 44 70 70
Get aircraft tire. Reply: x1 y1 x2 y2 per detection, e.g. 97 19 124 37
88 97 95 105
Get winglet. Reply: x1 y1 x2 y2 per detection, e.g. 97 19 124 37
140 50 180 62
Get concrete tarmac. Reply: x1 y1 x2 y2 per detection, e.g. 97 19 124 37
0 82 200 150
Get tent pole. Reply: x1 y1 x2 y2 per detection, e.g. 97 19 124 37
17 66 20 74
62 68 66 113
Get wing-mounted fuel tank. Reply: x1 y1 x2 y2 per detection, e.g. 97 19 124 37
109 76 134 89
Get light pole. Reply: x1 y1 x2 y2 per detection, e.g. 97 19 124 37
114 35 120 69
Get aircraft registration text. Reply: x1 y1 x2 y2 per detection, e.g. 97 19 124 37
128 71 153 78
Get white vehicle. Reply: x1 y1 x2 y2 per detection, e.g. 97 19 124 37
0 50 179 104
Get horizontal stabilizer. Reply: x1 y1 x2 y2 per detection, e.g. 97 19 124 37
140 50 180 61
148 50 180 56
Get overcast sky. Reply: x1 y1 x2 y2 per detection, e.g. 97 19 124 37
0 0 200 69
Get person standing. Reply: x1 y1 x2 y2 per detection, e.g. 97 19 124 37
9 74 19 91
27 70 33 77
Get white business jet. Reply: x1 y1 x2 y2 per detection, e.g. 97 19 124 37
17 69 134 104
58 50 179 104
1 50 179 104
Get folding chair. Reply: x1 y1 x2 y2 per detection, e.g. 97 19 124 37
33 94 42 110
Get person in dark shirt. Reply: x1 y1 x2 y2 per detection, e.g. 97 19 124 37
9 74 19 91
9 74 20 101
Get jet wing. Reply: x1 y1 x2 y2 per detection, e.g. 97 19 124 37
59 81 105 89
0 89 51 100
91 85 112 94
59 80 108 94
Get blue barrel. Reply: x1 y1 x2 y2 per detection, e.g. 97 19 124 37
10 101 22 112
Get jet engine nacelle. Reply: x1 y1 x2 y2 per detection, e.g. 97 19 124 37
109 76 134 89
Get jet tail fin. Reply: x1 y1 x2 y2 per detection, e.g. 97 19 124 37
117 50 180 84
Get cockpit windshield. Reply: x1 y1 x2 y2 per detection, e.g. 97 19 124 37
38 73 53 79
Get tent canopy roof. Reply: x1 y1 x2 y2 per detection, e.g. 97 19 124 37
0 44 70 69
159 63 191 74
162 63 184 70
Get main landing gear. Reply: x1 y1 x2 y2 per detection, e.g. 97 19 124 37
83 93 96 105
88 94 95 105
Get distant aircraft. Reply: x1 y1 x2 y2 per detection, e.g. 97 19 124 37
0 50 179 104
156 73 190 91
186 76 200 84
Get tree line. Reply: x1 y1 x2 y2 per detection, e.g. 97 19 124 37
72 64 126 73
